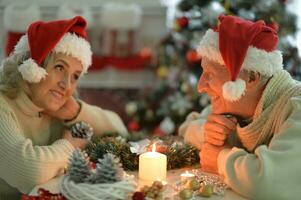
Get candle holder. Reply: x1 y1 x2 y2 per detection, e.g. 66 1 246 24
180 171 195 184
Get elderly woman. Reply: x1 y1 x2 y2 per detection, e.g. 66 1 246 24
0 16 128 199
179 15 301 199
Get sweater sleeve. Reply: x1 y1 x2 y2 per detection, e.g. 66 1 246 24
217 98 301 199
178 106 212 150
64 100 128 137
0 107 74 194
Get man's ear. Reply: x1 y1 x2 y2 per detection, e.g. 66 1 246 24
246 71 261 89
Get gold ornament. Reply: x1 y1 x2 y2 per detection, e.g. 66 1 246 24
189 179 200 191
199 184 214 197
179 188 193 200
157 66 169 79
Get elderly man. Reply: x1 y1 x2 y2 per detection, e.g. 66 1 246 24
179 15 301 199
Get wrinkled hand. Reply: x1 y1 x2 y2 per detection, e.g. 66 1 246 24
63 130 88 149
203 114 237 146
200 142 225 174
45 96 80 121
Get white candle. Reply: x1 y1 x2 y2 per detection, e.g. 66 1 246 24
180 170 195 183
138 144 167 182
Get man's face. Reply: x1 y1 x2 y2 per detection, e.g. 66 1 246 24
198 57 239 115
28 53 83 112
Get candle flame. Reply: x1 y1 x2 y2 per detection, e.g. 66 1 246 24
185 170 189 174
152 143 156 152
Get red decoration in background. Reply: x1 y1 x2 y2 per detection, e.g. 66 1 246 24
89 48 152 71
21 188 66 200
153 126 165 136
177 16 189 28
186 49 202 64
139 47 152 61
128 120 141 132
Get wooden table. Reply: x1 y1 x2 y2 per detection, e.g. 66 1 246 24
30 169 247 200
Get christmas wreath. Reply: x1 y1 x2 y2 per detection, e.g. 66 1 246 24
86 134 200 171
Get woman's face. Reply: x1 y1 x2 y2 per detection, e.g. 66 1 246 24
28 53 83 112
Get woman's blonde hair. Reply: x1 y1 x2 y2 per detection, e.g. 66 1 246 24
0 52 51 99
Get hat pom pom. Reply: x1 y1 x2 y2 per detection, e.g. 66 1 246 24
18 58 48 83
222 78 246 102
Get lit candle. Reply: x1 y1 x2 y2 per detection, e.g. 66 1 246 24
139 144 167 182
180 170 195 183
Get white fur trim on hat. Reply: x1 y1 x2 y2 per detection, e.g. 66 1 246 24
18 58 48 83
57 4 93 28
222 78 246 102
100 3 142 30
197 29 283 76
4 3 40 32
14 35 29 54
53 32 92 72
14 33 92 73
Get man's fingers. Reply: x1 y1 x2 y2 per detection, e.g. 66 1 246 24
204 130 227 141
207 114 237 130
204 122 232 135
204 134 225 146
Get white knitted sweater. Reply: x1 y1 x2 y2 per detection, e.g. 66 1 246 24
0 90 127 199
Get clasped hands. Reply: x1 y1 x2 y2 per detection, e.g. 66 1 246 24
200 114 237 174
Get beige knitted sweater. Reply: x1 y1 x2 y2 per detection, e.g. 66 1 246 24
0 90 128 200
181 71 301 199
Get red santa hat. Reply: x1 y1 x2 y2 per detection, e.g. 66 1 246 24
13 16 92 83
197 15 283 101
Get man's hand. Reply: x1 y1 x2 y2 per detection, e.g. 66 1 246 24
203 114 237 146
200 142 225 174
45 96 81 121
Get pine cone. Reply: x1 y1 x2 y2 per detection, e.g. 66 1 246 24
87 153 124 184
68 149 91 183
71 121 94 140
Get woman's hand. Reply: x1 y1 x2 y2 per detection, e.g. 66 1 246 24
46 96 81 121
63 130 88 149
203 114 237 146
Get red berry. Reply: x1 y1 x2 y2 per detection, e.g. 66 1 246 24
132 191 145 200
177 16 189 28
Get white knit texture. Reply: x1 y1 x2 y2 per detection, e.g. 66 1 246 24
197 29 283 76
60 175 136 200
222 78 246 102
18 58 48 83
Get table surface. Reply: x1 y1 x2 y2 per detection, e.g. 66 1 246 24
30 169 247 200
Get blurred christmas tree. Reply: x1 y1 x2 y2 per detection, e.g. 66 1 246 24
124 0 301 135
